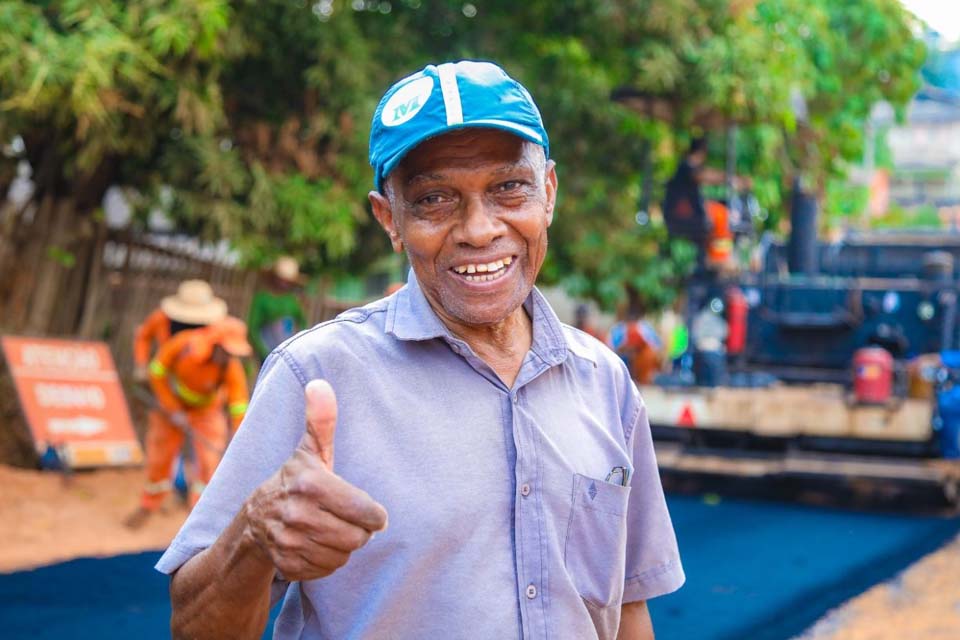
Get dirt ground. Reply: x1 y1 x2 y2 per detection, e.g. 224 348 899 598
0 464 186 573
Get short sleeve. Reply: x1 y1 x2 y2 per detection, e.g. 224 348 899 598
621 386 685 602
154 351 309 576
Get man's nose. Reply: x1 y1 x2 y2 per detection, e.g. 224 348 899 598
455 196 505 247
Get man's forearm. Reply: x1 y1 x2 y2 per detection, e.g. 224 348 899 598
170 507 276 640
618 600 654 640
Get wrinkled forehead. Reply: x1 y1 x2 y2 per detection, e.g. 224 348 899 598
387 128 545 190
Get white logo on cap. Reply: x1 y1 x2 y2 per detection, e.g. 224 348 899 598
381 76 434 127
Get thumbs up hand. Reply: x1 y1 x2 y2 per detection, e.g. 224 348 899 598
302 379 338 469
243 380 388 582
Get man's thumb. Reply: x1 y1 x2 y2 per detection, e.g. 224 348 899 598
302 379 337 470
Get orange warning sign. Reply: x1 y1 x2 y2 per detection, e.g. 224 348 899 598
1 336 143 468
677 403 697 428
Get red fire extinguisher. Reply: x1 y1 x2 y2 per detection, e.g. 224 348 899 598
726 287 747 356
853 347 894 405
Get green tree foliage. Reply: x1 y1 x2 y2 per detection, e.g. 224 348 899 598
0 0 926 327
747 0 924 202
0 2 378 278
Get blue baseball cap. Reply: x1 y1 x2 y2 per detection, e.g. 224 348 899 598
369 60 549 191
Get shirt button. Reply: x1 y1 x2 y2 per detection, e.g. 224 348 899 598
512 394 520 404
520 483 531 497
526 584 538 599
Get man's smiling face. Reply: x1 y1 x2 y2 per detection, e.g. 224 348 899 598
370 128 557 328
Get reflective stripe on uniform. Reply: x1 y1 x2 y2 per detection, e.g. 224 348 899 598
229 402 248 416
148 360 167 377
173 378 217 407
143 479 172 494
190 481 207 494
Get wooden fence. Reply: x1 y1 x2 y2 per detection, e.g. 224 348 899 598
77 233 258 377
0 230 369 466
79 232 362 377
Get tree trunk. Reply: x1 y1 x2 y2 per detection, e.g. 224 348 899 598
0 197 28 266
25 197 82 335
1 194 55 333
50 216 102 337
77 223 108 339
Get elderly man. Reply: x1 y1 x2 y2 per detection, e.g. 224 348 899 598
159 61 684 640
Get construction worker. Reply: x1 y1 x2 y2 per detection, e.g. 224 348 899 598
131 280 227 509
125 316 252 529
608 291 664 384
662 136 749 272
247 256 307 364
132 280 227 381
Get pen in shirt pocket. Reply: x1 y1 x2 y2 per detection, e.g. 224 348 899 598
605 466 630 486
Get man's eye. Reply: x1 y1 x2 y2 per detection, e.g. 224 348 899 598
497 181 524 192
417 193 448 206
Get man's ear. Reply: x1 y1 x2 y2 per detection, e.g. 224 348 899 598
544 160 558 227
369 190 404 253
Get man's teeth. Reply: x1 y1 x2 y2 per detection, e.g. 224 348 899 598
453 257 513 281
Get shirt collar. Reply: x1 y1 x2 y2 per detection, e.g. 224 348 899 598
384 271 450 342
385 271 570 367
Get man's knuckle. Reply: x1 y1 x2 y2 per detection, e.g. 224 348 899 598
280 503 307 528
273 530 299 553
286 475 309 497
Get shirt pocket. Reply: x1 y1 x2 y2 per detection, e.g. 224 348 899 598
563 472 631 610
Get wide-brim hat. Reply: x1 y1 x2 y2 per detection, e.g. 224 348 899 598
161 280 228 325
273 256 306 284
369 60 549 191
212 316 253 357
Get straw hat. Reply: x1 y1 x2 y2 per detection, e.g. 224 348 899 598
161 280 228 325
211 316 253 357
273 256 305 284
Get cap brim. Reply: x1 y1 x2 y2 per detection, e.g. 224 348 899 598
377 120 548 191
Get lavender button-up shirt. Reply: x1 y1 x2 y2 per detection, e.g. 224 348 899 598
156 275 684 639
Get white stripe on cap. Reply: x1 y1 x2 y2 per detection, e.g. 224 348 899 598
437 63 463 126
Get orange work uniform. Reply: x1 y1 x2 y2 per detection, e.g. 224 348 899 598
608 320 664 385
706 200 733 264
133 309 171 370
142 327 249 510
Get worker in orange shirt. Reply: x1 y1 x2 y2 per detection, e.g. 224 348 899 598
607 293 664 384
132 280 227 381
125 316 252 529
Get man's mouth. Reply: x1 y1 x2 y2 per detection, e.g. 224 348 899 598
450 256 515 282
